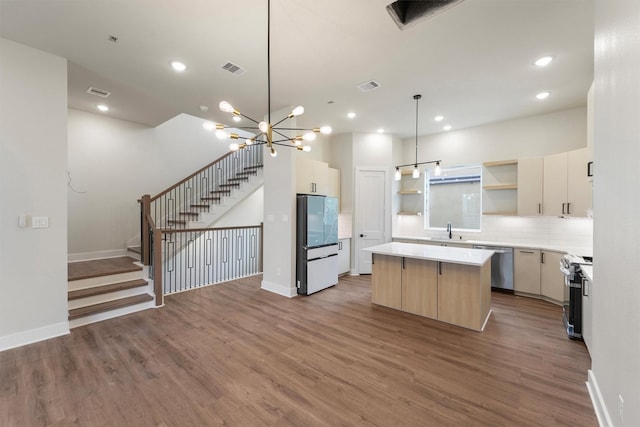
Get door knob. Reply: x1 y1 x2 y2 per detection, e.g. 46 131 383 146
360 234 365 238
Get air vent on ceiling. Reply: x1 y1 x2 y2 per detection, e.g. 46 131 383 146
86 86 111 98
221 61 247 76
358 80 382 92
386 0 466 30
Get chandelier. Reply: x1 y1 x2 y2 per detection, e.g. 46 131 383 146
215 0 331 157
394 94 442 180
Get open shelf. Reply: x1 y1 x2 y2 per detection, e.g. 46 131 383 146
397 211 422 216
483 211 518 216
398 189 422 195
483 184 517 190
483 159 517 167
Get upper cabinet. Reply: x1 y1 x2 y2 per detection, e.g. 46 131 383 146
517 157 544 216
296 157 341 202
481 149 592 217
542 148 592 217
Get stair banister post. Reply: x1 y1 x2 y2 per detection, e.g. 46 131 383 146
153 227 163 306
141 194 151 265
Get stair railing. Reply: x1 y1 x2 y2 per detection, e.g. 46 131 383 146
144 211 163 306
140 144 263 261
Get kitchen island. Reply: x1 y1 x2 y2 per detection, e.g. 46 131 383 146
364 242 494 331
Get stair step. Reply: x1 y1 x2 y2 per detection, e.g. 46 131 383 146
190 204 210 209
236 171 257 176
210 190 232 194
228 177 249 182
219 183 241 188
68 294 154 320
168 219 187 225
244 165 264 170
68 279 148 301
127 246 141 255
179 212 200 217
201 197 221 201
68 256 141 282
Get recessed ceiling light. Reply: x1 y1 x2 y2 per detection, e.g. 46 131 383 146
170 61 187 72
97 104 109 112
443 125 452 131
202 121 215 131
535 56 553 67
434 115 444 122
347 112 356 119
536 91 550 100
377 128 385 133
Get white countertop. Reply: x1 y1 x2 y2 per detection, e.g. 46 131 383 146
581 265 593 282
392 235 593 258
364 242 494 267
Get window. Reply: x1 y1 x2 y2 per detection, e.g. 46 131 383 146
425 165 482 231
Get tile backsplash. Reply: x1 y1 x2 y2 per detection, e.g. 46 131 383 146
338 213 352 239
394 214 593 248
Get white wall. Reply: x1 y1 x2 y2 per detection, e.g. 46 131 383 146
590 2 640 426
0 38 69 350
67 110 233 259
403 107 587 165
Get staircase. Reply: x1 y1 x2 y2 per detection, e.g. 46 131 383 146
67 256 155 328
164 164 264 230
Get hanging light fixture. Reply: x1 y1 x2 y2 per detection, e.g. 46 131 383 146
394 94 442 181
216 0 331 157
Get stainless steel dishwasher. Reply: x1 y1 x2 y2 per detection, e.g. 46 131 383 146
472 245 514 291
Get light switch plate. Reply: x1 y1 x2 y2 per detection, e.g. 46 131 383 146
32 216 49 228
17 214 28 228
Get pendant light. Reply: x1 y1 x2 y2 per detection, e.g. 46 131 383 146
412 94 421 179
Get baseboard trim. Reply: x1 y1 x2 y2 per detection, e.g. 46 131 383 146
261 280 297 298
68 249 128 262
0 321 69 352
587 369 613 427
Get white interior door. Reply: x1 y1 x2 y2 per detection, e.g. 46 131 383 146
355 167 389 274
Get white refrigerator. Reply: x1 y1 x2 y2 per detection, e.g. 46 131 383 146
296 195 339 295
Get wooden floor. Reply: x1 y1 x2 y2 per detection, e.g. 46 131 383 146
0 275 597 426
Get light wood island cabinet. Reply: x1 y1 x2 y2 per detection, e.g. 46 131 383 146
367 243 493 331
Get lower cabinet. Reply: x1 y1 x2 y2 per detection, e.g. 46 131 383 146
402 257 438 318
371 254 402 310
338 238 351 275
540 251 565 303
514 249 541 295
514 248 564 304
371 254 490 330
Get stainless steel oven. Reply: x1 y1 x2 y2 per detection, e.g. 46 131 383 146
560 254 592 340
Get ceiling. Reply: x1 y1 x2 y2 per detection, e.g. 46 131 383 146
0 0 594 139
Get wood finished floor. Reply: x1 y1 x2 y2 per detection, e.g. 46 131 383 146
0 274 596 426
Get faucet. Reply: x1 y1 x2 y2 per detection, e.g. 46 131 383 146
446 222 453 239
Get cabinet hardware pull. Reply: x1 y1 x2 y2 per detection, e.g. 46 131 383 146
567 202 571 215
402 257 405 269
541 252 545 263
372 253 375 265
339 241 342 250
438 261 442 275
520 250 534 254
562 203 566 215
582 278 588 296
538 203 542 214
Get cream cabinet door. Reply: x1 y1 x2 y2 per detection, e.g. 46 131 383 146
567 148 592 217
371 254 402 310
438 262 485 330
402 257 438 319
514 249 541 294
517 157 543 216
296 157 328 195
540 251 564 303
337 239 350 275
543 152 568 216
